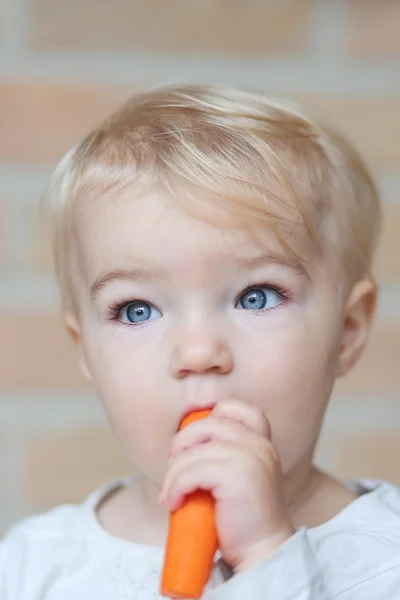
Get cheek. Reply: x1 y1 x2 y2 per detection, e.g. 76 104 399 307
244 318 338 391
81 329 171 467
83 326 156 400
241 320 340 471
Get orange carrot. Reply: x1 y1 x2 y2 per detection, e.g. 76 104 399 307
160 409 218 599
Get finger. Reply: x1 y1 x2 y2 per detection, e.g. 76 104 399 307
161 440 274 505
162 441 242 502
159 457 233 510
169 415 270 461
211 399 271 439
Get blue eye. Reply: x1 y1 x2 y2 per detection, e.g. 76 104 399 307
120 301 161 324
236 287 283 311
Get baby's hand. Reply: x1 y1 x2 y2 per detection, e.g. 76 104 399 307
158 399 295 573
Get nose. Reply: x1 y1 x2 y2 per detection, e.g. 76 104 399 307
170 328 233 379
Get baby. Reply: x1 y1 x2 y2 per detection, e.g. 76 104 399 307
1 83 400 599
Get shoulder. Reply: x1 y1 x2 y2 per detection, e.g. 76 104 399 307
312 478 400 539
2 501 89 546
0 479 124 599
342 478 400 529
0 477 128 552
309 479 400 595
0 504 88 595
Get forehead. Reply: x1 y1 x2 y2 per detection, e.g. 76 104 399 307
72 187 316 278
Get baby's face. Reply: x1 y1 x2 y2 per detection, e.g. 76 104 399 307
70 189 347 486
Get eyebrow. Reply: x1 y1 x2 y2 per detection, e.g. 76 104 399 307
236 252 310 280
90 254 310 300
90 268 160 300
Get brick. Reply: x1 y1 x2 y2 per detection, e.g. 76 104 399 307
0 424 20 513
32 232 54 274
0 429 25 537
28 0 311 56
3 192 55 274
292 94 400 170
375 205 400 284
0 2 6 51
0 312 87 389
0 431 9 504
23 427 134 506
335 320 400 396
0 80 127 164
334 432 400 486
0 199 6 269
30 208 55 274
344 1 400 60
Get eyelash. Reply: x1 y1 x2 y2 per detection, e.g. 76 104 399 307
107 297 148 325
107 282 291 326
231 282 291 320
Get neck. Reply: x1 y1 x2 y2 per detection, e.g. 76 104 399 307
285 464 357 528
136 461 355 536
285 464 324 522
98 463 357 546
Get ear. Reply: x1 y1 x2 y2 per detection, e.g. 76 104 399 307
64 311 92 382
336 278 378 378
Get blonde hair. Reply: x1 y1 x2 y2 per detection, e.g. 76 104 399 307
43 82 382 312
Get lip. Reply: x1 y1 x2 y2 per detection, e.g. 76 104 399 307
178 403 216 430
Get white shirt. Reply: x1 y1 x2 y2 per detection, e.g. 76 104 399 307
1 477 400 599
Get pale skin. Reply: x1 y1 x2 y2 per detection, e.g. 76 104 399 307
65 188 377 575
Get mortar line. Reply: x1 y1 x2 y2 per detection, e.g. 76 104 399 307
0 55 399 92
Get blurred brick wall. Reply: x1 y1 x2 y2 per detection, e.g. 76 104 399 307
0 0 399 535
